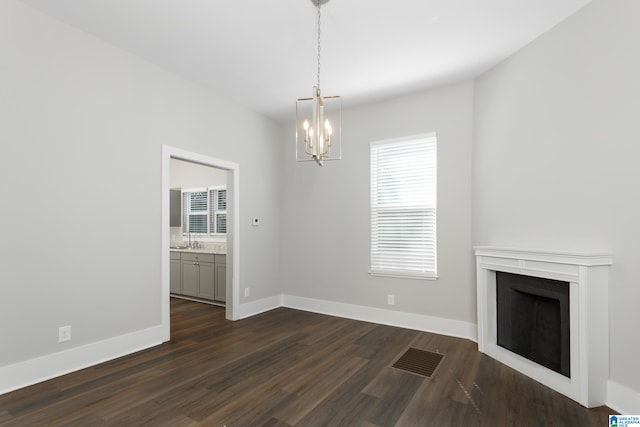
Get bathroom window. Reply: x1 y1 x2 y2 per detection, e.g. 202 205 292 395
182 187 227 235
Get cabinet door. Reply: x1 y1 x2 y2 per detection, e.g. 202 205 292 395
215 262 226 302
170 189 182 227
170 259 181 293
198 262 215 300
181 261 199 297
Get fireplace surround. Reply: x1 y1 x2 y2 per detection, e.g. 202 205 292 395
474 246 612 407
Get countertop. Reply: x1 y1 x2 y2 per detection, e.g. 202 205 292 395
170 247 226 255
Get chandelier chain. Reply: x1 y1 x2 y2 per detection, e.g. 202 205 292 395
316 0 321 89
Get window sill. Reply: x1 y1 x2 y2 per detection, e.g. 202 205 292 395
369 271 439 281
181 235 226 243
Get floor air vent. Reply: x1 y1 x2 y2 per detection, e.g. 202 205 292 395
392 347 444 378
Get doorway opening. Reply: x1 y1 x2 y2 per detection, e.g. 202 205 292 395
161 145 239 342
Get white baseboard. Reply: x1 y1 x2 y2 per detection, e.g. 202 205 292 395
0 295 484 396
282 294 478 341
0 325 164 396
608 380 640 414
235 295 283 319
234 294 477 341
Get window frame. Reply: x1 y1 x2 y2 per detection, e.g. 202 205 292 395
210 187 227 235
369 133 438 280
182 186 227 237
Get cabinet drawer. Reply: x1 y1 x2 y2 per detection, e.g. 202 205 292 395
215 254 226 264
181 252 215 263
170 251 181 260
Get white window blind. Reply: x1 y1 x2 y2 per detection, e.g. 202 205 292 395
209 188 227 234
182 187 227 235
184 190 208 234
370 133 437 279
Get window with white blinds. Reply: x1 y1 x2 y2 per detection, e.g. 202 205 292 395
370 133 437 279
210 188 227 234
182 187 227 235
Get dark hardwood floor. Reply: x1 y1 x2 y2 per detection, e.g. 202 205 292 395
0 298 613 426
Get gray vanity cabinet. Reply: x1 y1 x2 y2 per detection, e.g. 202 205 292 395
180 252 214 298
170 251 226 303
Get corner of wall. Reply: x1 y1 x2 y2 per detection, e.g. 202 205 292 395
608 380 640 415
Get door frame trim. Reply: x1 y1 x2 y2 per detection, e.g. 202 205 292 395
161 145 240 340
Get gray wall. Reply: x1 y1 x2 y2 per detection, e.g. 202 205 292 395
0 0 282 366
473 0 640 396
281 81 475 323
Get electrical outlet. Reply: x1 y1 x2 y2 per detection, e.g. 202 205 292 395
387 295 395 305
244 287 250 297
58 325 71 342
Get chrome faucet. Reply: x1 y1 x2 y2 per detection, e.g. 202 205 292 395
188 232 201 249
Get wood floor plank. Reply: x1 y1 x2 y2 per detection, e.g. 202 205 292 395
259 418 294 427
274 355 369 425
0 298 615 426
366 368 424 426
295 381 380 427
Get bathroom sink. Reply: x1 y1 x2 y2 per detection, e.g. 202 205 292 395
170 245 190 250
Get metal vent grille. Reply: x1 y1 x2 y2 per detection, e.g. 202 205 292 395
392 347 444 378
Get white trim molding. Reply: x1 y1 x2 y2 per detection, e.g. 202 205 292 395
162 145 241 322
608 380 640 415
0 326 163 396
235 295 283 320
234 294 477 341
282 295 477 341
474 246 612 408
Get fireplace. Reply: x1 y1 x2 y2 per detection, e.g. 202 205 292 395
496 272 570 377
474 247 612 408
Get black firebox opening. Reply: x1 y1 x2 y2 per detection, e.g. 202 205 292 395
496 271 570 378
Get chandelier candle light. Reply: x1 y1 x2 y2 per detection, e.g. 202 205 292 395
296 0 342 166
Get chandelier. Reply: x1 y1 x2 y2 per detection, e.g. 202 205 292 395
296 0 342 166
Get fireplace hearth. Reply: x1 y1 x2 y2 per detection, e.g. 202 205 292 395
474 246 612 407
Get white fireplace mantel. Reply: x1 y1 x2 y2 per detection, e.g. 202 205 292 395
474 246 612 408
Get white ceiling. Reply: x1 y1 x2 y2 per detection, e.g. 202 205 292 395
18 0 592 123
